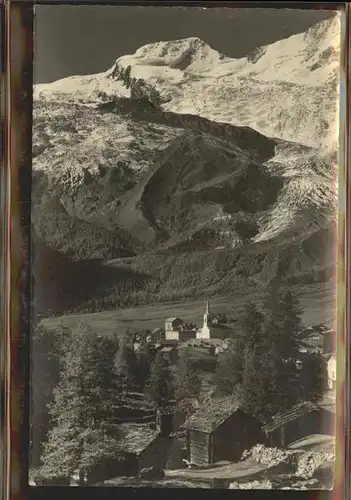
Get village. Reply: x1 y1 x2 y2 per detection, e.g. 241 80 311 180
31 295 336 489
78 299 336 487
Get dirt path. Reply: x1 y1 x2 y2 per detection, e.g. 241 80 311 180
165 459 269 481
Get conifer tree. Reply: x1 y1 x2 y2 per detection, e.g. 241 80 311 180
240 301 264 351
39 322 122 483
300 353 327 403
258 286 303 413
214 339 244 396
146 352 175 408
30 324 71 467
115 336 139 393
176 356 201 400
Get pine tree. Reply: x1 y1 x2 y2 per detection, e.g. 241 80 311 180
261 286 303 412
39 322 122 483
239 345 280 419
115 337 138 393
240 301 264 351
30 324 71 467
300 353 327 403
134 336 151 392
214 339 244 396
146 352 175 408
176 356 201 400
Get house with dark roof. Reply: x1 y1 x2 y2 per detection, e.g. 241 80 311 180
87 421 171 483
160 345 179 364
263 402 334 448
165 316 198 342
180 338 229 356
181 398 264 466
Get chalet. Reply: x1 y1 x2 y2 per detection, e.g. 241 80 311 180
165 317 197 342
165 317 183 335
326 354 336 390
180 338 229 356
181 398 264 466
88 414 173 483
160 346 179 365
302 330 324 352
263 402 334 448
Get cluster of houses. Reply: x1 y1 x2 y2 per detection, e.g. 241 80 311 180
90 397 335 481
297 325 336 390
99 299 337 480
133 299 235 365
133 299 337 390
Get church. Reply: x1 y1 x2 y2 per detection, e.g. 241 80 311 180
196 298 230 340
163 298 231 342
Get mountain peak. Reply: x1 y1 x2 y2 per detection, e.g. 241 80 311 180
117 36 226 72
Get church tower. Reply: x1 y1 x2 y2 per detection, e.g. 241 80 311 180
197 297 213 339
204 297 211 328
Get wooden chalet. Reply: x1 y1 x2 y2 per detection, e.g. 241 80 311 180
87 423 170 483
181 398 264 466
160 345 179 364
263 402 334 448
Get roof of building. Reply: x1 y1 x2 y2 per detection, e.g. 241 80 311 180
159 339 180 346
160 346 177 353
182 338 224 347
152 328 165 334
200 326 233 336
118 423 159 456
181 397 241 433
165 317 182 323
263 402 322 433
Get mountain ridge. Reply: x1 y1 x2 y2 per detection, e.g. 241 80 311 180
32 17 339 315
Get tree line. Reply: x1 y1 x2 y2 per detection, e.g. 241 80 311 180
31 322 200 484
214 283 327 419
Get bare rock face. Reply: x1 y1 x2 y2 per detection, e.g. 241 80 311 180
32 16 339 313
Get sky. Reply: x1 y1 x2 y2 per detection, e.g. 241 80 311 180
33 5 335 84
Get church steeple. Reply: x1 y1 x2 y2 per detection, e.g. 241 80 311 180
206 297 210 315
198 296 213 339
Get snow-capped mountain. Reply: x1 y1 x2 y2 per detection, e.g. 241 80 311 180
32 16 339 313
35 15 340 148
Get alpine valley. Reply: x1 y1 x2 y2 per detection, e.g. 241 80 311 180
32 15 340 317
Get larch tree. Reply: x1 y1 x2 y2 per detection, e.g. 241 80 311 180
146 352 175 408
214 338 244 396
39 322 122 484
300 353 327 403
30 323 71 467
240 301 265 351
176 355 202 401
239 345 280 419
259 285 304 414
115 336 139 393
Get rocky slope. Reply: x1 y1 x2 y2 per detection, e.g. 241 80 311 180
32 16 339 314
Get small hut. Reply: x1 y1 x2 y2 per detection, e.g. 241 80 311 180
263 402 334 448
181 397 264 466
